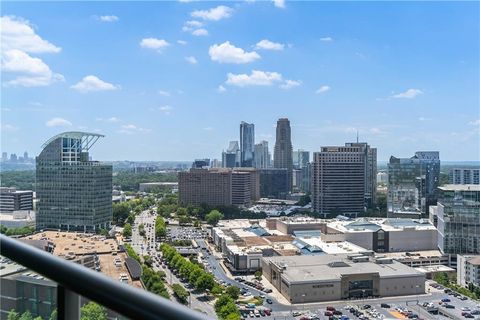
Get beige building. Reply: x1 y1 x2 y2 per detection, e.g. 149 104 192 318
262 254 425 304
179 168 259 207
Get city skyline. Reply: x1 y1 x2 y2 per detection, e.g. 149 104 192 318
1 1 479 161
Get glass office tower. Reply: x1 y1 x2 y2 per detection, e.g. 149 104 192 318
387 151 440 217
437 185 480 255
36 132 112 232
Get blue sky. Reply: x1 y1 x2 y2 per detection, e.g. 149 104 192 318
1 1 479 161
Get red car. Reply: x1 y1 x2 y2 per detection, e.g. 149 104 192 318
324 311 333 316
264 310 271 316
326 306 336 311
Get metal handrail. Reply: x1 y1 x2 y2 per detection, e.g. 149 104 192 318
0 234 212 320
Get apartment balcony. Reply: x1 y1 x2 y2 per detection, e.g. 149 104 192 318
0 234 211 320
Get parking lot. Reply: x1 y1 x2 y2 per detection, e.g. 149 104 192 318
166 225 208 242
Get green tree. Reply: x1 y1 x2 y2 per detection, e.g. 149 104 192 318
123 223 132 238
205 210 223 226
172 284 189 304
19 311 33 320
80 302 107 320
254 270 262 280
226 285 240 300
7 310 19 320
112 202 131 225
195 273 215 291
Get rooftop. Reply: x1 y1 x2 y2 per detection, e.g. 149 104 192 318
264 254 424 283
438 184 480 191
467 256 480 266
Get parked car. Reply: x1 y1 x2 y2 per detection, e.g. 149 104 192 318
326 306 336 311
441 298 451 302
266 298 272 304
445 304 455 309
324 311 333 316
381 303 391 308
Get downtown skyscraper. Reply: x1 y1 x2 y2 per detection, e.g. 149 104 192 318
273 118 293 191
254 140 270 169
240 121 255 167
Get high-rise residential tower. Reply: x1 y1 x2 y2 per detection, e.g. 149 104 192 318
36 132 112 231
274 118 293 190
254 140 270 169
312 146 366 217
436 184 480 255
387 151 440 217
345 142 377 208
449 168 480 185
240 122 255 167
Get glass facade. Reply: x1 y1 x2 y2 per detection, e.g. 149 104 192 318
437 185 480 255
387 151 440 217
36 132 112 232
240 122 255 167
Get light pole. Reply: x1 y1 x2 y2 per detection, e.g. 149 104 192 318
302 293 306 312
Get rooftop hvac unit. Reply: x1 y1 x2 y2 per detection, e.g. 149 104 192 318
352 256 369 263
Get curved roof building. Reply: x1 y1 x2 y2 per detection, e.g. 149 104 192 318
36 132 112 231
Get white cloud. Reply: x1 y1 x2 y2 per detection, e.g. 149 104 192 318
185 20 203 28
140 38 170 51
273 0 285 8
280 79 301 90
0 123 19 132
203 127 214 131
185 56 198 64
392 88 423 99
226 70 283 87
46 117 72 127
209 41 260 64
96 117 120 123
98 15 119 22
71 75 119 93
255 39 284 51
177 40 187 45
158 90 171 97
469 119 480 126
320 36 333 42
118 124 151 134
316 85 331 94
1 16 63 87
191 6 233 21
158 105 173 114
217 85 226 93
1 49 64 86
191 28 208 36
1 16 61 53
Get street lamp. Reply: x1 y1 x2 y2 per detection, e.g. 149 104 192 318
415 284 420 305
302 293 306 312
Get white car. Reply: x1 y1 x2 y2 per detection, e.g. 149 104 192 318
462 307 471 311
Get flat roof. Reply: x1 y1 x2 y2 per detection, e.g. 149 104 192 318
438 184 480 191
327 218 436 233
263 254 424 284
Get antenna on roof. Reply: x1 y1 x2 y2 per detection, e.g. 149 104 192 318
356 130 359 143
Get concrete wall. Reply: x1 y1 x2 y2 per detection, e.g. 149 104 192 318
378 275 425 297
388 229 437 252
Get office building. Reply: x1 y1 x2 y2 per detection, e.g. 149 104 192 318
449 168 480 185
457 255 480 287
387 152 440 217
262 254 425 303
293 150 309 169
36 132 112 232
192 158 210 169
259 168 289 199
346 142 377 208
222 141 240 168
324 218 438 253
436 184 480 255
0 187 33 213
377 172 388 185
10 154 17 162
1 152 7 161
240 122 255 167
179 168 259 207
273 118 293 191
312 146 365 217
254 140 270 169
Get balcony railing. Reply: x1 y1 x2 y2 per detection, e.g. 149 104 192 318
0 234 212 320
